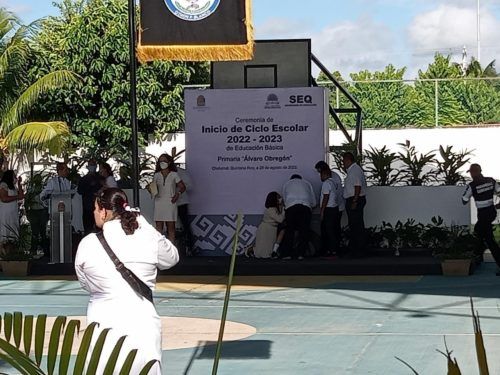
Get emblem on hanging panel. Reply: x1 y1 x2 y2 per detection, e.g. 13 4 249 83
164 0 221 21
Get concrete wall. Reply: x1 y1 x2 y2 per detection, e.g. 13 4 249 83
363 186 470 227
145 126 500 229
330 126 500 180
148 126 500 181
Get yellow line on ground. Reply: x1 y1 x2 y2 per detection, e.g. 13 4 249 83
20 275 422 291
155 275 423 292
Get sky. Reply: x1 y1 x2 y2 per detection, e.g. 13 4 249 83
2 0 500 79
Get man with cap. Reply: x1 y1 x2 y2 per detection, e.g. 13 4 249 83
462 163 500 272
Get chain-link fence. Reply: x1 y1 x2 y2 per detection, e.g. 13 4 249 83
318 77 500 128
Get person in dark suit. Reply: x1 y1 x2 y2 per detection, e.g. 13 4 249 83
78 159 102 234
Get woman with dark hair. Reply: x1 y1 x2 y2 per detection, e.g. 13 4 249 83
252 191 285 258
0 170 24 247
152 154 185 242
99 162 117 188
75 188 179 374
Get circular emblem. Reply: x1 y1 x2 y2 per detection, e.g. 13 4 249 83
164 0 221 22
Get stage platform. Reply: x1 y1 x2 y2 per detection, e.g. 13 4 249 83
29 252 444 276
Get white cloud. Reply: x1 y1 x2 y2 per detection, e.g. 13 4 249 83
0 0 32 15
255 18 312 39
408 4 500 74
257 16 396 78
311 17 396 78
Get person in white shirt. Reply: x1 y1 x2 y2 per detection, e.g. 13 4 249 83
315 161 344 257
280 174 316 259
40 162 73 208
152 154 186 243
342 152 367 257
75 188 179 374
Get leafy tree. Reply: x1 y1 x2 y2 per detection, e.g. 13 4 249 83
462 58 497 78
416 53 468 126
0 8 75 157
349 65 411 128
30 0 209 158
457 59 500 124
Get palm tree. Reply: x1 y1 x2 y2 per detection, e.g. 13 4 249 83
465 57 497 78
0 8 78 157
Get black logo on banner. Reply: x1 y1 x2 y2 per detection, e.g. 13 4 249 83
265 93 281 109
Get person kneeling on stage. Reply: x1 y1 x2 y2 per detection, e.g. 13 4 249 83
249 191 285 259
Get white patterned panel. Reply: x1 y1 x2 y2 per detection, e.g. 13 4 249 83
190 215 260 255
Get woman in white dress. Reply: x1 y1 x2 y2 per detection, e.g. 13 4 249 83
0 170 24 247
75 188 179 374
153 154 185 242
253 192 285 258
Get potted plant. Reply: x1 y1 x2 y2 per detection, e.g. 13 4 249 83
433 227 477 276
0 223 34 277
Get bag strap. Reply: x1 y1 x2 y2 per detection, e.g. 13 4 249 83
96 231 154 304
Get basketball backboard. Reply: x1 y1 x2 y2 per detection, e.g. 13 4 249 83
211 39 311 89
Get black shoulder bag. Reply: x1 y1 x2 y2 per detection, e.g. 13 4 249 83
96 231 154 304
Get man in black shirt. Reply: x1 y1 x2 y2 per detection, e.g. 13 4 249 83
77 159 102 234
462 163 500 271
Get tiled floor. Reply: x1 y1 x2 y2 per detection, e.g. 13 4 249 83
2 265 500 374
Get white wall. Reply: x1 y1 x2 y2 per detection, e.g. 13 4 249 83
144 126 499 225
330 126 500 180
149 126 500 179
364 186 470 227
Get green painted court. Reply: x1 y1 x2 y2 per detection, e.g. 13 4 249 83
2 264 500 374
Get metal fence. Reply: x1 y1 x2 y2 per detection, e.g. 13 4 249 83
317 77 500 128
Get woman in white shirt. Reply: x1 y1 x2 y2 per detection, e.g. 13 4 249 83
0 170 24 246
75 188 179 374
152 154 185 242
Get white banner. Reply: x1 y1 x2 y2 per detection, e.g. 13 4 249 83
185 88 328 215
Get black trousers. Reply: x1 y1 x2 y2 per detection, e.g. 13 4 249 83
345 196 366 255
82 208 95 235
475 206 500 266
280 204 312 258
178 204 193 253
26 209 49 252
320 207 341 255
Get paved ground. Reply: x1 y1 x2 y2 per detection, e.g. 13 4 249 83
2 264 500 374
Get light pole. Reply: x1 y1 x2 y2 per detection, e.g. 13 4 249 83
477 0 481 63
128 0 140 207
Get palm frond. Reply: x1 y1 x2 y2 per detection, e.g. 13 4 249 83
4 121 70 155
1 70 79 133
0 312 157 375
0 9 19 41
0 40 30 83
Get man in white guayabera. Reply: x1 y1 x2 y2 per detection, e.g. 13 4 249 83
279 174 316 259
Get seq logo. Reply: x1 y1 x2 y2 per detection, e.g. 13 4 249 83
164 0 221 22
285 94 316 107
